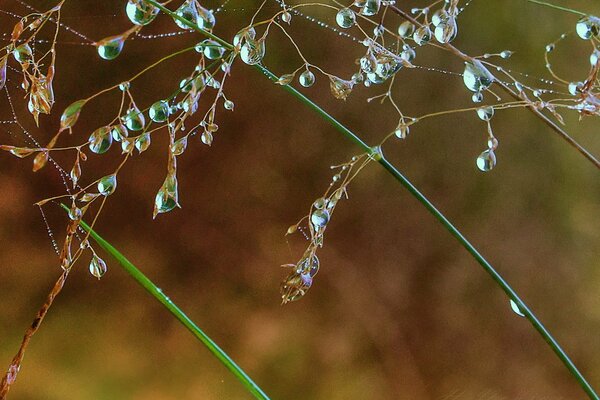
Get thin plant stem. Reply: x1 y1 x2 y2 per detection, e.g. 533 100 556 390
525 0 587 16
62 205 271 400
145 2 599 399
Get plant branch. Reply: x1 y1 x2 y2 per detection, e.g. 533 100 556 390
143 2 600 399
525 0 587 16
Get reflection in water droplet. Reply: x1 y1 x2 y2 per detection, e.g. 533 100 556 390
88 126 113 154
97 174 117 196
96 35 125 60
476 149 496 172
336 8 356 28
126 0 158 25
89 255 107 279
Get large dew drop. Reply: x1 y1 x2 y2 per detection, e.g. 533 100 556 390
576 16 600 40
13 43 33 63
89 255 107 279
509 299 525 318
149 100 169 123
154 174 179 217
311 209 330 228
360 0 380 16
463 60 494 92
96 35 125 60
336 8 356 28
123 106 146 131
126 0 158 25
240 39 265 65
88 126 113 154
476 149 496 172
174 1 199 29
97 174 117 196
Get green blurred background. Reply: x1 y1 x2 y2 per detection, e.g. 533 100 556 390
1 0 599 399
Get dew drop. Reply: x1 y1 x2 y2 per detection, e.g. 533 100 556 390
311 209 330 228
360 0 381 16
224 100 234 110
88 126 113 154
89 255 107 279
398 21 415 38
576 16 600 40
154 174 179 217
96 35 125 60
476 149 496 172
97 174 117 196
123 106 146 131
171 136 188 156
476 106 494 121
196 5 216 30
149 100 169 123
299 70 316 87
126 0 158 25
463 60 494 92
510 299 525 317
174 1 199 30
336 8 356 28
12 43 32 63
240 39 266 65
135 132 151 153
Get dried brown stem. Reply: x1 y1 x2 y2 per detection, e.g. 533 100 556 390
0 270 69 400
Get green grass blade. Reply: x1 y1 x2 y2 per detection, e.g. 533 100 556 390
62 205 270 400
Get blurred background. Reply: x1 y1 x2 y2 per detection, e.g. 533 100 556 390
1 0 599 399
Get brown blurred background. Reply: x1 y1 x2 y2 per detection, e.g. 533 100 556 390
1 0 600 399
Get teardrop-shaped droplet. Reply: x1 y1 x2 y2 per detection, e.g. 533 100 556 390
336 8 356 28
240 39 266 65
434 18 457 44
126 0 158 25
224 100 234 110
111 124 129 141
96 35 125 60
311 209 330 228
398 21 415 38
576 16 600 40
413 25 432 46
360 0 380 16
135 132 151 153
197 5 216 30
97 174 117 196
476 149 496 172
463 60 495 92
299 70 315 87
329 76 354 100
394 124 410 139
431 8 448 26
202 39 225 60
12 43 32 63
171 136 188 156
60 99 87 131
89 255 107 279
88 126 113 154
509 299 525 317
149 100 169 123
174 0 199 29
123 106 146 131
154 174 179 217
477 106 494 121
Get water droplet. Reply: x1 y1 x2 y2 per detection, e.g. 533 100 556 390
154 173 179 217
360 0 381 16
123 106 145 131
60 99 87 131
329 76 354 100
96 35 125 60
196 5 216 30
119 81 130 91
545 44 555 53
463 60 494 92
413 25 432 46
576 16 599 40
472 91 483 103
224 100 234 110
199 39 225 60
336 8 356 28
476 106 494 121
88 126 113 154
240 39 266 65
394 124 409 139
135 132 151 153
12 43 32 63
149 100 169 123
476 149 496 172
311 209 330 228
313 198 326 209
201 131 213 145
281 11 292 24
431 8 448 26
509 299 525 317
398 21 415 38
174 1 199 29
568 81 583 96
97 174 117 196
126 0 158 25
500 50 513 59
434 18 457 44
171 136 188 155
590 50 600 67
89 255 107 279
299 70 315 87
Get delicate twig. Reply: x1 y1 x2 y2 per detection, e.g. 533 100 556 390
0 269 69 400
